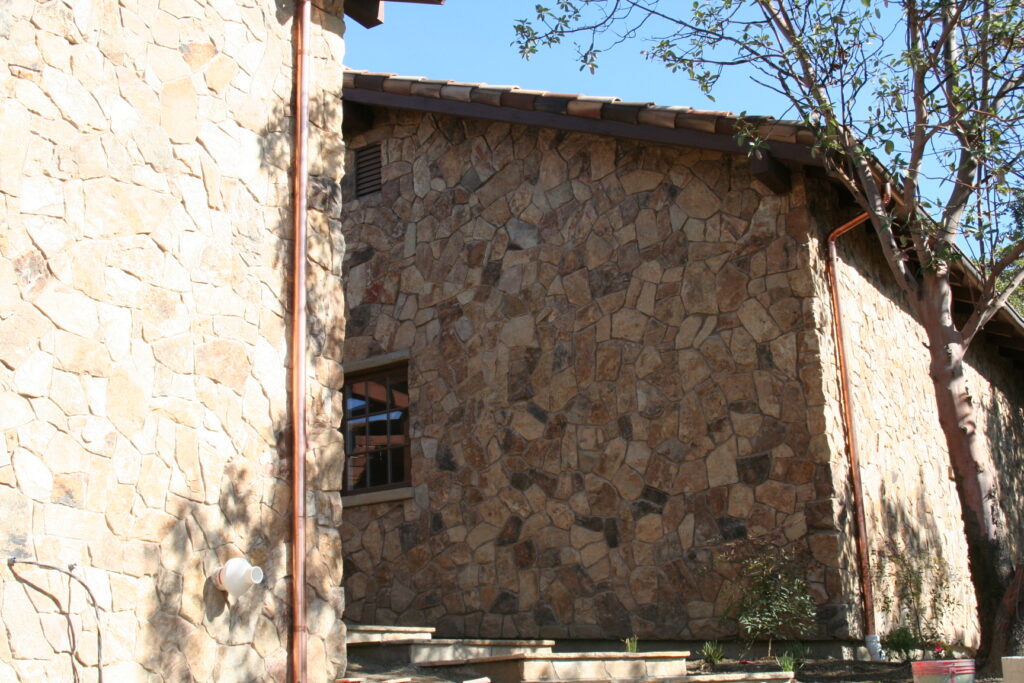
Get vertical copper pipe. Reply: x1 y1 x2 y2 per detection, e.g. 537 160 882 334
825 213 876 639
290 1 311 681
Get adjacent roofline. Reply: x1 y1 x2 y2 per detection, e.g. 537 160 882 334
343 70 822 167
342 69 1024 363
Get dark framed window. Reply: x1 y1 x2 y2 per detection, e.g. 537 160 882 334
342 364 410 493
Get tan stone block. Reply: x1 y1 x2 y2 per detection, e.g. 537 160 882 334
39 66 106 131
43 504 105 540
2 583 53 659
195 339 251 392
706 439 739 487
755 480 797 514
132 509 177 543
146 43 190 82
11 449 53 501
621 169 663 194
0 100 31 196
0 393 34 431
160 78 199 143
677 178 719 219
33 284 99 337
107 368 148 436
738 298 781 343
19 175 65 217
49 370 89 417
611 309 647 342
83 178 173 237
635 513 664 542
52 330 111 376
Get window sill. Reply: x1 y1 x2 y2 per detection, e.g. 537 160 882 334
341 486 414 508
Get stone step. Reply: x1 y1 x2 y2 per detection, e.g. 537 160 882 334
346 624 437 643
687 673 795 683
419 651 690 683
349 638 555 667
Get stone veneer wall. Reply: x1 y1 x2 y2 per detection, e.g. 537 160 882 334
0 1 348 680
819 222 1024 648
339 108 858 640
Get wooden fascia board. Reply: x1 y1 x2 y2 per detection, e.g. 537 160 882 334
343 88 823 167
346 0 384 28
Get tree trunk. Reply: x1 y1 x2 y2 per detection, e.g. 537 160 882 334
919 275 1009 668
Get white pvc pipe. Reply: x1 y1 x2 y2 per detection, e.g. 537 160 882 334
865 634 884 662
215 557 264 598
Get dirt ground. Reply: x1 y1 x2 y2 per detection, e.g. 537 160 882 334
709 659 1002 682
346 658 1003 682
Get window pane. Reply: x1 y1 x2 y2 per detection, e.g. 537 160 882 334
342 364 410 494
346 417 366 452
368 450 389 488
389 449 405 483
390 380 409 408
347 382 368 415
364 379 388 413
348 454 367 490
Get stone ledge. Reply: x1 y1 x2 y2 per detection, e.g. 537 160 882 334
342 487 415 508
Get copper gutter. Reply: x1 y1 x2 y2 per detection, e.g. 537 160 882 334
825 213 876 641
290 0 311 680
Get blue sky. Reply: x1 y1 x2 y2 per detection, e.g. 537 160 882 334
343 0 792 118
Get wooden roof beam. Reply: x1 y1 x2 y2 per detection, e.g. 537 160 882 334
346 0 444 29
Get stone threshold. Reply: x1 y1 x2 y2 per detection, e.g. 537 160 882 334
418 650 690 667
346 624 436 633
688 674 795 682
348 638 556 647
519 679 687 683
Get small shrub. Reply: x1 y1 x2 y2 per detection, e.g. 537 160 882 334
874 541 958 647
733 546 817 657
622 634 638 653
787 641 810 665
881 625 919 662
775 650 803 672
700 640 725 670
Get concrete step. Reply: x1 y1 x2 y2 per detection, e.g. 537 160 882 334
349 638 555 667
346 624 437 643
419 651 690 683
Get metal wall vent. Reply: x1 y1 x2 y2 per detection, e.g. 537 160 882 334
354 143 382 198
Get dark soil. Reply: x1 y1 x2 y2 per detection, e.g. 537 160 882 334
704 658 1002 682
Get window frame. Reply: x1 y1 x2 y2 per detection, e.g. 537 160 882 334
340 362 411 495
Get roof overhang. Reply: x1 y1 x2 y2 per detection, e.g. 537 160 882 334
345 0 444 29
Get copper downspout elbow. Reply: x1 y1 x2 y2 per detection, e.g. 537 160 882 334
290 0 311 680
825 213 877 641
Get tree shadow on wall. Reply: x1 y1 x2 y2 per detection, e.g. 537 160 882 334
872 468 969 647
136 17 348 683
984 389 1024 652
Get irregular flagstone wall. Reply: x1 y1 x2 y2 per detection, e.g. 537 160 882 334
339 108 856 640
819 221 1024 648
0 1 347 680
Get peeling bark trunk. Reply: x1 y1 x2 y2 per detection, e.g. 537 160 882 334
919 275 1009 668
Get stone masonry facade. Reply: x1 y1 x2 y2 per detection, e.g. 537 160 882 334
820 225 1024 648
339 108 859 640
1 1 348 680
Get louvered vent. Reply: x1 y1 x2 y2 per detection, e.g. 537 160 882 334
354 143 382 198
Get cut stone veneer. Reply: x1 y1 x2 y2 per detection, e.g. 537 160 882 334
0 1 348 681
339 109 856 640
818 225 1024 649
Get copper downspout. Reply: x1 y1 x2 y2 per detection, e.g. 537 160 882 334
290 1 311 681
825 213 877 641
